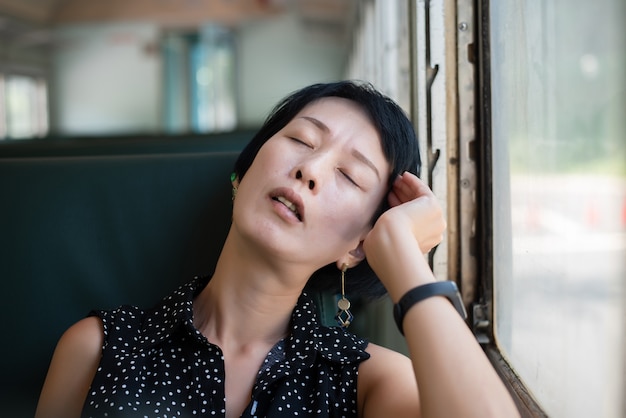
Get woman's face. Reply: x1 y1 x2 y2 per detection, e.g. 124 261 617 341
233 97 391 270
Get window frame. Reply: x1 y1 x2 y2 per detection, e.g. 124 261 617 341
474 1 556 416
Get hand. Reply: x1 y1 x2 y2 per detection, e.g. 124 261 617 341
362 172 446 297
385 172 446 254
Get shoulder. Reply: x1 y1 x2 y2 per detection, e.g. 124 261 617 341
36 317 104 418
62 316 105 352
357 342 420 418
46 316 104 370
52 316 104 378
66 314 103 335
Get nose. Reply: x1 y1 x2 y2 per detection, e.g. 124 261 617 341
295 170 315 191
293 151 331 193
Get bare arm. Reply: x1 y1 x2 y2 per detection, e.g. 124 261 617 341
358 344 421 418
360 172 519 418
35 316 104 418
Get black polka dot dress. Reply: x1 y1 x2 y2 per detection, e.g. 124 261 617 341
82 276 370 417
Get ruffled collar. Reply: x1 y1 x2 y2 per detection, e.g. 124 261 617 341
136 276 370 375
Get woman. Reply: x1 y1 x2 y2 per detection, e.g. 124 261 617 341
36 81 519 417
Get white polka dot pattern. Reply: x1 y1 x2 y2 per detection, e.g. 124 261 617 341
82 276 370 417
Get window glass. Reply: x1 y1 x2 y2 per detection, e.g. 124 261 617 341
0 75 6 138
3 74 48 139
191 25 236 133
163 25 236 134
490 1 625 417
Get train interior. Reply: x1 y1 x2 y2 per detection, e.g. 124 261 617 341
1 1 625 417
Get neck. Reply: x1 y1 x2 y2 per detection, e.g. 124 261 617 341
193 231 312 350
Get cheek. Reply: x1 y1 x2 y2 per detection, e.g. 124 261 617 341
318 193 379 242
249 146 277 172
243 149 284 186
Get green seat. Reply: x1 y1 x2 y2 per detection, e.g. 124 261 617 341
0 148 239 416
0 130 255 159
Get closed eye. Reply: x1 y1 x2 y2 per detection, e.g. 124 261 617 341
339 170 360 187
289 137 313 148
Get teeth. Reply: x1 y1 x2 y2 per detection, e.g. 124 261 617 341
276 196 299 217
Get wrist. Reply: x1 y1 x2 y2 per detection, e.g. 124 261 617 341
385 256 435 303
393 281 467 335
365 227 436 301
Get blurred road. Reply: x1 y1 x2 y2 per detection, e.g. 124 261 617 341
496 175 625 418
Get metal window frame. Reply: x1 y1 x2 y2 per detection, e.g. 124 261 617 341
475 1 548 415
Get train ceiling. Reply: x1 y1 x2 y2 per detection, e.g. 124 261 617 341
0 0 356 48
0 0 355 27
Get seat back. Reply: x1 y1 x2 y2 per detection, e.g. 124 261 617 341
0 141 241 416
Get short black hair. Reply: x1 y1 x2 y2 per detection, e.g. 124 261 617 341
233 80 420 300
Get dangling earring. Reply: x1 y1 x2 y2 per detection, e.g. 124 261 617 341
230 172 238 201
335 264 354 328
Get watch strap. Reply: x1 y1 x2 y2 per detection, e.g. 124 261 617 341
393 281 467 335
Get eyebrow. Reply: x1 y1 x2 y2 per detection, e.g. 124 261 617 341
298 116 380 180
299 116 330 133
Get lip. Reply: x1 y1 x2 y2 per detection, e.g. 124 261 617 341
269 187 305 223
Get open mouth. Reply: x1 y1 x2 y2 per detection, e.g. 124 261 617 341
272 196 303 222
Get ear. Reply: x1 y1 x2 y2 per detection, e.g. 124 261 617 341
336 241 366 270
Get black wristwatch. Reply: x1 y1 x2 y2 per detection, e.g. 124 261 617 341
393 281 467 335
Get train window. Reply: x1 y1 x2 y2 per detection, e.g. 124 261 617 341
0 75 4 138
0 73 48 139
489 1 625 417
162 25 236 134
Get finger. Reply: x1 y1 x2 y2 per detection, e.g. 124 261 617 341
397 172 435 199
389 176 417 206
392 172 431 203
387 174 406 207
388 172 438 207
387 187 402 207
